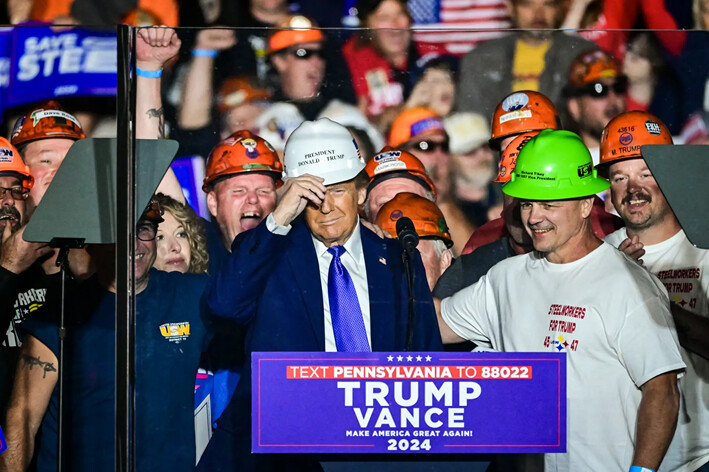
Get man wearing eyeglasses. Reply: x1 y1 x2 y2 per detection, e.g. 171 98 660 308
0 27 187 415
0 137 54 413
2 200 212 472
564 50 627 166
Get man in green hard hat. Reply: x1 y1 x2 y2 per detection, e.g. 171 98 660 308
435 129 684 471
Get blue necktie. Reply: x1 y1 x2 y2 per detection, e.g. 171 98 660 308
327 246 370 352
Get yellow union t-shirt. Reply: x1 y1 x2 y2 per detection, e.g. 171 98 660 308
512 39 551 92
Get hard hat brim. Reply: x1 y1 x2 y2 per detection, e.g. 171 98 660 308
502 176 609 201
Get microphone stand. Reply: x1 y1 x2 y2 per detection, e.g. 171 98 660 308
51 237 85 472
396 217 419 352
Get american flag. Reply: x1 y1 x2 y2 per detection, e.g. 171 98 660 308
408 0 512 57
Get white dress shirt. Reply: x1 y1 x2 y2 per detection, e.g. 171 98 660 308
266 214 371 351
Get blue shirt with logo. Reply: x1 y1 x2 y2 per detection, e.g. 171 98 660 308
20 269 209 471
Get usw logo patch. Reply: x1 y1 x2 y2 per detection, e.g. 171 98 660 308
159 322 191 343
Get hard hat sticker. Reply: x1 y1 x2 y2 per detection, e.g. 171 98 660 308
241 163 273 171
577 163 592 178
409 118 444 136
30 110 81 127
500 110 532 124
223 90 247 108
619 132 633 146
240 138 260 159
645 121 662 136
11 116 25 139
437 218 449 232
373 160 407 174
501 92 529 111
0 147 14 163
374 151 402 162
389 209 403 221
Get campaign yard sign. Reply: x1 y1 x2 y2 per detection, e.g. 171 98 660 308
253 352 566 454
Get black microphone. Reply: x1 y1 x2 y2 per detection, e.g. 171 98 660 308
396 216 419 253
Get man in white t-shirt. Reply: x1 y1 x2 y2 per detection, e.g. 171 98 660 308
599 111 709 472
437 129 685 472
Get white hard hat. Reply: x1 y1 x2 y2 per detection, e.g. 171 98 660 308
253 102 305 151
284 118 365 185
317 99 385 152
444 112 490 155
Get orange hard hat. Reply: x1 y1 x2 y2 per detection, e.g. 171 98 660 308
140 198 164 224
365 146 437 197
598 111 673 171
0 137 33 191
489 91 560 149
567 50 621 89
11 100 86 147
388 107 446 148
268 15 324 54
494 131 538 183
217 77 271 112
122 7 165 26
375 192 453 248
203 130 283 192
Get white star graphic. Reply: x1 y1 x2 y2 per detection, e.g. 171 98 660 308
425 355 432 362
397 355 403 362
387 355 394 362
406 355 413 362
416 356 422 362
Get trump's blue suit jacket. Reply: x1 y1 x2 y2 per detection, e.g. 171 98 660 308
198 217 443 471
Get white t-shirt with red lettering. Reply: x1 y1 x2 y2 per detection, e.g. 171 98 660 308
606 228 709 472
441 242 685 472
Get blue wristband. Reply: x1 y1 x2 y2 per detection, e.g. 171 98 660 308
192 48 218 58
629 466 655 472
136 67 162 78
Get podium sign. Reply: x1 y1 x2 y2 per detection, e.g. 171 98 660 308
253 351 566 454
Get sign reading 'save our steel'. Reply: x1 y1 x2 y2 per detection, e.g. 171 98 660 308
252 352 566 454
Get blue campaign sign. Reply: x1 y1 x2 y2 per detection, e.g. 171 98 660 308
171 155 209 219
0 27 13 114
0 424 6 454
253 351 566 454
8 26 117 107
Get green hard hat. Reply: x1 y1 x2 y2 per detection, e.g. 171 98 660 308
502 129 610 200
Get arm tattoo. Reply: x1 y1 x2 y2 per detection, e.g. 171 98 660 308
146 107 165 139
20 354 57 379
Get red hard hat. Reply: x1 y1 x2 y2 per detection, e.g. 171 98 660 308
268 15 324 54
203 130 283 192
490 91 559 149
494 131 539 183
375 192 452 248
11 100 86 147
388 107 446 148
0 137 33 191
365 146 437 197
598 111 673 172
567 50 621 89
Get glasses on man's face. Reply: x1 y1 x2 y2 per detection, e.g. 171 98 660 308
0 186 29 201
578 77 628 99
136 222 157 242
407 139 450 154
288 47 325 61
